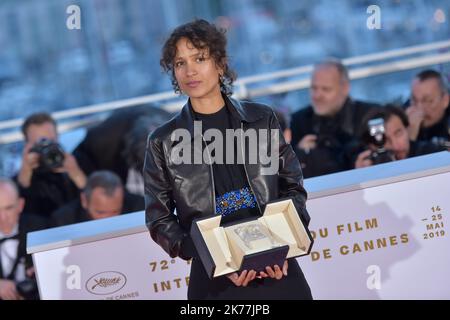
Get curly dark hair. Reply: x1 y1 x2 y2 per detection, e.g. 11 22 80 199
160 19 236 96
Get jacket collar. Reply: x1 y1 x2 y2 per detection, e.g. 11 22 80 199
175 94 265 136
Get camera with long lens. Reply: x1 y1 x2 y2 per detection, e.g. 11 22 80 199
29 138 65 171
16 278 39 300
367 118 395 165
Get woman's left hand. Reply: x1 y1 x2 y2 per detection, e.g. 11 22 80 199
258 260 288 280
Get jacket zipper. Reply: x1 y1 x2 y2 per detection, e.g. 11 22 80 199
202 134 217 215
240 122 263 215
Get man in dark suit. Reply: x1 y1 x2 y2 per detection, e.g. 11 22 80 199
0 178 47 300
51 170 144 227
290 59 380 177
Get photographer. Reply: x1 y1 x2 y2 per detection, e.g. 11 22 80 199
290 59 380 178
16 113 87 222
0 178 46 300
354 105 446 169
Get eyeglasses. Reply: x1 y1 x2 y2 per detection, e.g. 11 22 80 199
410 93 444 108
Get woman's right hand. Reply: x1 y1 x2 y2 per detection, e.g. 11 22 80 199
226 269 257 287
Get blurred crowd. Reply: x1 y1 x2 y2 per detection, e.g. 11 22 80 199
1 60 449 299
282 61 449 177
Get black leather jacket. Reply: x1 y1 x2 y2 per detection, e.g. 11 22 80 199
144 95 310 260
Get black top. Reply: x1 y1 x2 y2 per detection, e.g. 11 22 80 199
193 103 259 225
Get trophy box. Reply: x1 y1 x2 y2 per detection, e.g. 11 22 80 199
190 198 313 279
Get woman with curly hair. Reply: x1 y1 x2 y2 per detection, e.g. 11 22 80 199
144 19 312 300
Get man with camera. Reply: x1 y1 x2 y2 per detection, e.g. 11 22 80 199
0 178 46 300
290 59 380 178
16 113 87 222
405 70 450 148
354 105 446 169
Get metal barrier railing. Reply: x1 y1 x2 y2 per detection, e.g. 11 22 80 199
1 40 450 145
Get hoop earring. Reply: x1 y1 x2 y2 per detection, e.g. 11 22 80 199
174 80 183 95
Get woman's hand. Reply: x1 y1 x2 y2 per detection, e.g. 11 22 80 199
258 260 289 280
226 269 257 287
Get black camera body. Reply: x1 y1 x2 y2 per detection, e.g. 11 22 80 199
29 138 65 171
366 118 395 165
